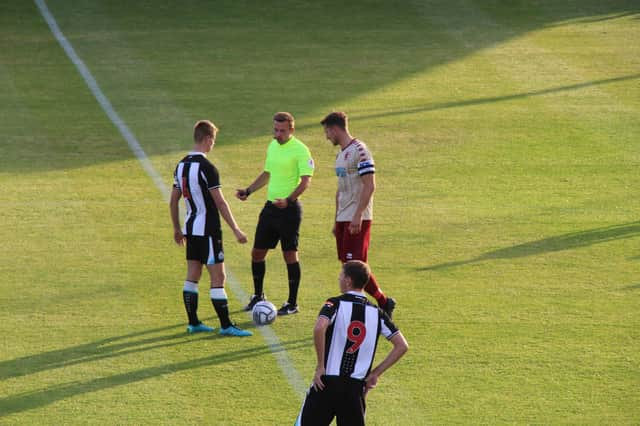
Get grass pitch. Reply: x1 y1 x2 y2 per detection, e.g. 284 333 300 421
1 1 639 424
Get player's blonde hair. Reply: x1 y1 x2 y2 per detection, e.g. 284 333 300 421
193 120 218 143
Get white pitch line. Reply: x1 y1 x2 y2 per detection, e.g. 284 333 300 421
35 0 308 399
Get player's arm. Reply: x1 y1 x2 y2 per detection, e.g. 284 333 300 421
169 187 184 246
349 172 375 234
236 171 270 201
312 316 330 391
332 188 339 236
210 187 248 244
364 331 408 395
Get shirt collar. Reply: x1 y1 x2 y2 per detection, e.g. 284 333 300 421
188 151 207 157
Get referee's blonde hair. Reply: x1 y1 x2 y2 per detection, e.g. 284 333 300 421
273 112 295 129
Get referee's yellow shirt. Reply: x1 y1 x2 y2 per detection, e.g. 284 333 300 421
264 136 314 201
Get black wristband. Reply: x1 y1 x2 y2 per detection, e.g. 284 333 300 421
245 187 251 196
286 197 294 205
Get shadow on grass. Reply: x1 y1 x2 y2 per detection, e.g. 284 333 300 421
621 283 640 290
1 1 639 172
324 73 640 128
420 221 640 271
0 328 311 417
0 318 250 382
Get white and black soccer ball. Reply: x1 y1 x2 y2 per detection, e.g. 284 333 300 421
252 300 277 326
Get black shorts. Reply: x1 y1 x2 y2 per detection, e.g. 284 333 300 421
296 376 366 426
254 200 302 251
185 235 224 265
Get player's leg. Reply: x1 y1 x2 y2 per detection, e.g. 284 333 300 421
295 385 335 426
205 237 251 337
335 380 366 426
278 200 302 315
184 237 213 333
345 221 395 317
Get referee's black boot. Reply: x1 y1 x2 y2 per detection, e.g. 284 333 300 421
243 293 265 311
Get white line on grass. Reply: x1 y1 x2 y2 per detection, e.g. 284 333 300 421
35 0 308 399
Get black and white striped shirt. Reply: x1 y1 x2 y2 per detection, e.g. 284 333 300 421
173 152 222 237
319 291 399 381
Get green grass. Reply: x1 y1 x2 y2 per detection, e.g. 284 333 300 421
1 0 639 424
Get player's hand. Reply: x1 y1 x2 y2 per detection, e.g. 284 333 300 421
348 217 362 235
235 188 249 201
234 228 248 244
364 372 379 396
312 367 326 391
273 198 288 209
173 229 185 246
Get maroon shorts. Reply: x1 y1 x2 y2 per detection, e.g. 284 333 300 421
335 220 372 262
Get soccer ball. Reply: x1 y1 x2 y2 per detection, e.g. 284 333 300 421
252 300 277 326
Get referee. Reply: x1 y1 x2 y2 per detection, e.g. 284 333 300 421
295 261 409 426
236 112 314 316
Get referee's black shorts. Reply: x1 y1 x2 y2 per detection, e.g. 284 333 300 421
296 376 366 426
254 200 302 251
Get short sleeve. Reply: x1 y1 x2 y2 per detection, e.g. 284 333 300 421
379 309 399 340
201 161 221 190
318 297 339 321
172 164 181 190
356 144 375 176
298 145 315 177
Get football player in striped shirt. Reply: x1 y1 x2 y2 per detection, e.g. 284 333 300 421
170 120 252 337
296 260 408 425
321 111 396 318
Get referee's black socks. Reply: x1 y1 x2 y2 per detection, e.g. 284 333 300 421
287 262 301 306
252 260 266 297
183 280 200 326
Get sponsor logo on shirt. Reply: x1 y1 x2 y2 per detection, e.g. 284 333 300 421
335 167 347 177
308 158 315 169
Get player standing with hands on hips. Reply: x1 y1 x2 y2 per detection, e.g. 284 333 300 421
295 260 408 426
236 112 314 316
170 120 252 337
321 111 396 318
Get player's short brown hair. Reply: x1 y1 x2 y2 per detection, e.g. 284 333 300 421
273 112 295 129
193 120 218 143
343 260 371 289
320 111 348 130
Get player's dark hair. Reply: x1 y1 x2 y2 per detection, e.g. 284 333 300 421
193 120 217 143
321 111 348 130
343 260 370 289
273 112 295 129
